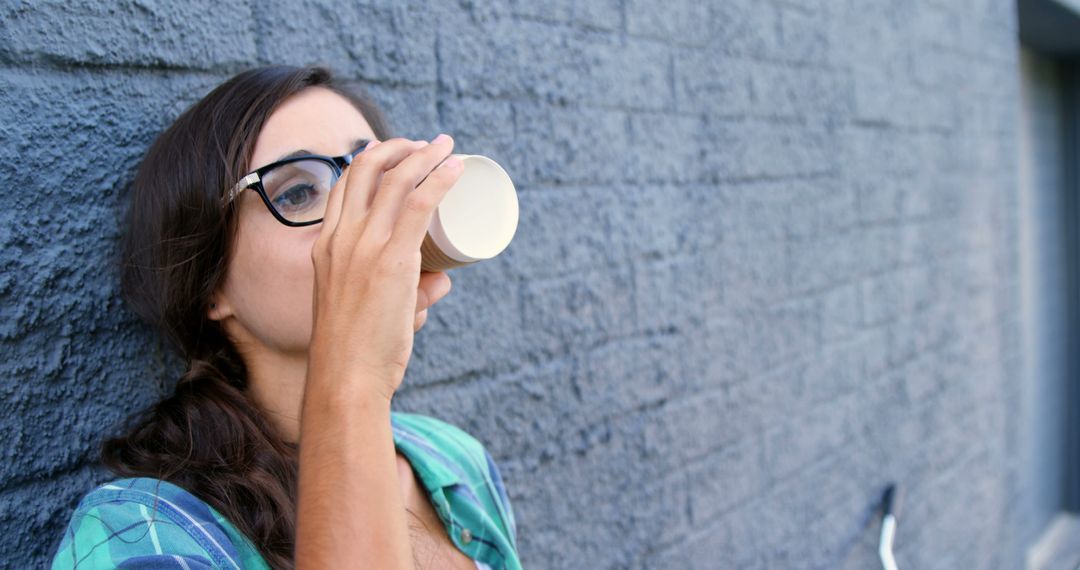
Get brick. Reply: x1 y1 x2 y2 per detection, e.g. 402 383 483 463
684 434 768 522
799 339 864 402
850 224 903 276
714 180 796 244
761 391 855 480
433 95 515 162
507 0 621 32
437 17 672 110
365 84 439 138
853 175 905 224
640 516 745 569
571 333 697 425
841 125 925 178
641 388 735 462
775 5 833 65
672 50 752 116
511 102 629 186
626 0 711 46
713 238 789 307
403 274 525 383
519 267 637 355
704 117 837 181
619 184 723 258
0 0 256 69
632 253 715 333
747 61 847 121
820 283 862 342
625 113 712 185
710 0 780 59
254 1 437 85
859 265 937 327
786 232 859 295
494 187 620 280
398 353 580 463
717 359 817 440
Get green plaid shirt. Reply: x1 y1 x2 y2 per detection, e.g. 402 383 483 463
50 411 521 569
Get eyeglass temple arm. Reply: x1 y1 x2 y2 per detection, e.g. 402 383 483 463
222 172 261 207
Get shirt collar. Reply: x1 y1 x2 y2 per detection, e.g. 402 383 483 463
391 416 463 491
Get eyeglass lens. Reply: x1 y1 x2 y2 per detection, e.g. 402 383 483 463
261 159 338 223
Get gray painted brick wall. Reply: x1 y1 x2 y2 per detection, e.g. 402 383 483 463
0 0 1029 568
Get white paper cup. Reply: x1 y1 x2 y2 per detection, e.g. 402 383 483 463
420 154 519 272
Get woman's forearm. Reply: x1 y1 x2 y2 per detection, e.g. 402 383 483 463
295 367 414 569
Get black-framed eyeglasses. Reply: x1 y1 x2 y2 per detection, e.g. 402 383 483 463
220 140 372 226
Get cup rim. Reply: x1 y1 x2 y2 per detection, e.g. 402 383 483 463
427 154 519 262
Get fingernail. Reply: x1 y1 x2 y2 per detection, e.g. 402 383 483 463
432 133 451 145
365 139 380 150
410 140 429 149
440 156 463 169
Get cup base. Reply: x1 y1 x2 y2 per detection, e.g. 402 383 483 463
420 231 477 272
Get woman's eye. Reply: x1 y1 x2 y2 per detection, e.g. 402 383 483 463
273 183 317 211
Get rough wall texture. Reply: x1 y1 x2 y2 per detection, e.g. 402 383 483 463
0 0 1026 568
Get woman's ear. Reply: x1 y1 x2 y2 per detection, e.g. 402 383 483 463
207 292 233 322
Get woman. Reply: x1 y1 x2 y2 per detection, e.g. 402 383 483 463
49 65 521 570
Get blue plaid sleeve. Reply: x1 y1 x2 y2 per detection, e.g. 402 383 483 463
51 499 220 569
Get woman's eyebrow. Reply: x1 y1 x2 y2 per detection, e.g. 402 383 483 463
273 138 373 163
350 137 373 153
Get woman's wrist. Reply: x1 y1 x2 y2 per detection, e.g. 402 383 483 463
304 348 401 410
302 372 396 429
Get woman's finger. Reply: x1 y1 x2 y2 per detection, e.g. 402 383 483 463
385 154 464 259
362 134 455 245
319 139 377 236
413 309 429 332
336 137 428 240
415 271 451 313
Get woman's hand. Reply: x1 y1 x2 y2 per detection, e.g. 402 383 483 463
307 134 462 403
414 270 452 332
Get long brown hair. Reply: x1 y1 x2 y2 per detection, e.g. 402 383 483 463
101 65 394 569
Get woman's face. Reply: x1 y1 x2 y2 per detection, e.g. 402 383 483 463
209 86 378 360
